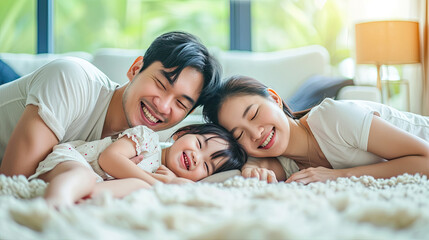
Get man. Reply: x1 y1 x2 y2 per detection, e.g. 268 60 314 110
0 31 221 177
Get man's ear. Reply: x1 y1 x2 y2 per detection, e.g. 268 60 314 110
267 88 283 108
127 56 143 82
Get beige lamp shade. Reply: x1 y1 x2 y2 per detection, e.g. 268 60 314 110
355 21 420 65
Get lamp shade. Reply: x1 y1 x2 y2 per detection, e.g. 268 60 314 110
355 21 420 65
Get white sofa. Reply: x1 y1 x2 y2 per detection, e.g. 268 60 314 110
0 46 379 141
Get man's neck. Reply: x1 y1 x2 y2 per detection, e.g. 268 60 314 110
101 84 128 138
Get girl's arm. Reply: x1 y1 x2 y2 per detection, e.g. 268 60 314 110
286 115 429 184
98 137 162 186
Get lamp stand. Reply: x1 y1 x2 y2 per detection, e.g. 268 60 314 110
376 63 383 103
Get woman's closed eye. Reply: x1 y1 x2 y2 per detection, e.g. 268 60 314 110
250 108 259 120
236 131 244 141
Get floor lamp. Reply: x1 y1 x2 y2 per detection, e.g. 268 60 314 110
355 20 420 107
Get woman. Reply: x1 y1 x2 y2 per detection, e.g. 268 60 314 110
203 76 429 184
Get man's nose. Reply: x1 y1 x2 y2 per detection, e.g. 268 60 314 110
154 95 173 115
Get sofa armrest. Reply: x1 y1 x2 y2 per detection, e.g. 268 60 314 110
336 86 381 103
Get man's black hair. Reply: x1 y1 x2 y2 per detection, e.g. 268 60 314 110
141 31 222 112
173 123 247 174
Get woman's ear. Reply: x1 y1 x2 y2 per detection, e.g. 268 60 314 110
267 88 283 108
127 56 144 82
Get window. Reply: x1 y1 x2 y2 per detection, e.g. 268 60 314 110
0 0 36 53
252 0 350 66
54 0 229 53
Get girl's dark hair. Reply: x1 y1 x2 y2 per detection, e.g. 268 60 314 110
203 75 310 124
141 31 222 112
173 123 247 174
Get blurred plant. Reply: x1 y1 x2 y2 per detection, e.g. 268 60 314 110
0 0 35 53
252 0 351 66
54 0 229 53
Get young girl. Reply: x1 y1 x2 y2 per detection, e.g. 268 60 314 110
29 123 246 207
203 76 429 184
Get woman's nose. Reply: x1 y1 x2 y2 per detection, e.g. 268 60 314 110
250 126 264 142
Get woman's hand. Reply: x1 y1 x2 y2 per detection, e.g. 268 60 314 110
242 167 278 183
285 167 345 184
167 177 194 185
155 165 177 178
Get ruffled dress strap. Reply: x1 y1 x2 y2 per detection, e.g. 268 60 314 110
118 125 160 155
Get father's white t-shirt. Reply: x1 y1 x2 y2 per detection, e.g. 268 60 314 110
0 57 119 162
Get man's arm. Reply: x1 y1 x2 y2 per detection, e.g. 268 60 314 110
0 105 59 177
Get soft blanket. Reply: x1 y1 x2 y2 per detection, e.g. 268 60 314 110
0 174 428 240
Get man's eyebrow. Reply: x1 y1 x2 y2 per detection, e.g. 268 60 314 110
160 70 196 106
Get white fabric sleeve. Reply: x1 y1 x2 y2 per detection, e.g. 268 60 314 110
118 126 160 155
308 99 376 151
26 58 96 141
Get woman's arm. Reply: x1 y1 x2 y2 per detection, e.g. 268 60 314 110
286 115 429 184
242 157 286 182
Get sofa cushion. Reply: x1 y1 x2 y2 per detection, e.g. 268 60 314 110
92 48 144 85
0 52 93 77
217 45 330 99
287 75 354 112
0 59 20 85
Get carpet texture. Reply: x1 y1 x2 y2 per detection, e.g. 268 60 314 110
0 174 428 240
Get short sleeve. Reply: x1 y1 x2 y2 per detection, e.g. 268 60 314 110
118 125 160 155
307 98 377 150
26 58 100 141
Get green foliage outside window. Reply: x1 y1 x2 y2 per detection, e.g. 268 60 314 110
0 0 35 53
0 0 350 67
253 0 351 66
54 0 229 53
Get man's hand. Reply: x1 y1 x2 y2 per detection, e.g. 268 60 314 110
285 167 345 184
242 167 278 183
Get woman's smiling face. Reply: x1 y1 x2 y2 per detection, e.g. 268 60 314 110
218 93 291 158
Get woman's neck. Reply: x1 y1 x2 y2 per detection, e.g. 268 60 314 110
282 117 311 160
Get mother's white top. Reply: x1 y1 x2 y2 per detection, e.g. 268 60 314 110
278 98 429 177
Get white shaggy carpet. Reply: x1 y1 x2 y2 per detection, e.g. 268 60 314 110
1 174 429 240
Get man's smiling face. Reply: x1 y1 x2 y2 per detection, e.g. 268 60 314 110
122 61 203 131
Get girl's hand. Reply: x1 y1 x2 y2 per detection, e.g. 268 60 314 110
242 167 278 183
285 167 345 184
155 165 177 178
130 155 144 165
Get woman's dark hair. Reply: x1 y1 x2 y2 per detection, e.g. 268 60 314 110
203 75 309 125
173 123 247 174
141 31 222 112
